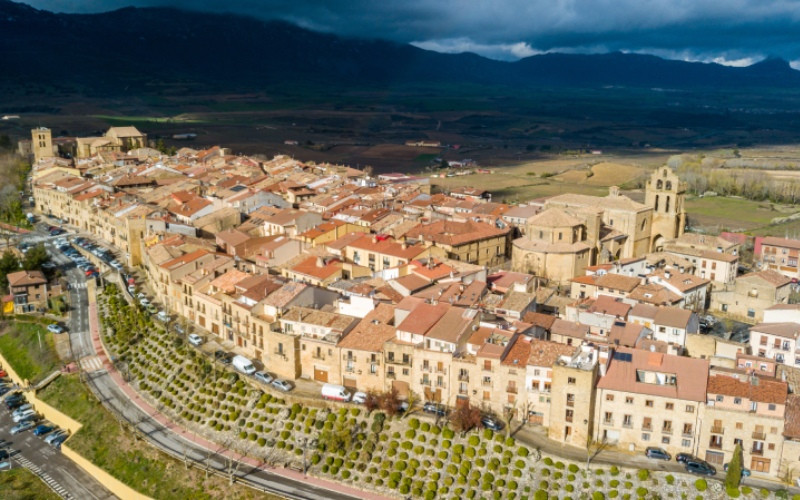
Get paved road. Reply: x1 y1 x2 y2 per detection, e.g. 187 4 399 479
0 403 115 500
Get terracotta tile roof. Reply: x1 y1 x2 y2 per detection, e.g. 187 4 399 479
477 342 505 359
750 322 800 340
598 347 709 402
629 303 659 320
392 274 432 294
547 192 649 212
551 319 590 339
409 259 455 281
762 236 800 251
160 249 210 271
739 269 792 288
526 208 583 228
290 256 342 281
282 306 358 332
628 283 682 306
406 220 510 247
209 269 249 294
338 304 397 352
521 312 558 330
502 335 532 366
784 394 800 439
264 282 308 308
527 339 577 367
587 295 632 318
707 374 787 405
7 270 46 287
609 322 647 347
216 229 251 247
650 269 709 292
396 302 451 335
488 271 534 292
654 307 694 329
347 234 429 260
426 307 478 343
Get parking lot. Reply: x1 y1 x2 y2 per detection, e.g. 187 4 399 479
0 389 115 499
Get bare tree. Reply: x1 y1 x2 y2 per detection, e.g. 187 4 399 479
585 436 609 473
450 402 482 434
502 403 518 438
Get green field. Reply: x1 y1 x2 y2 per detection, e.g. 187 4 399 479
685 196 800 232
0 323 59 383
38 375 276 500
0 468 61 500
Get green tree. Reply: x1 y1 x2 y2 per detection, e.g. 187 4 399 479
23 243 48 271
0 249 20 293
726 443 743 488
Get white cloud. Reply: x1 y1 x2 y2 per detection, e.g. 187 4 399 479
411 38 542 61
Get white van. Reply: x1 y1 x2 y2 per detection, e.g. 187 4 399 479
321 383 352 402
232 355 256 375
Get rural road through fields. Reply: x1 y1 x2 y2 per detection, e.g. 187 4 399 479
35 226 374 500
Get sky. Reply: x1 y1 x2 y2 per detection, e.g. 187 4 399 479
20 0 800 68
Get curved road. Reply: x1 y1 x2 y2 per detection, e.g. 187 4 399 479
32 227 369 500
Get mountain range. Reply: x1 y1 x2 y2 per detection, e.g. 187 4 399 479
2 0 800 94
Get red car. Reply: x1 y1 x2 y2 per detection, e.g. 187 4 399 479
0 370 7 378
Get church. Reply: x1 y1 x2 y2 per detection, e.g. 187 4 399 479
511 167 686 283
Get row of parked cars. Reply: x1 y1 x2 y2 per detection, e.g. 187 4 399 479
645 447 751 477
71 236 124 272
1 379 68 447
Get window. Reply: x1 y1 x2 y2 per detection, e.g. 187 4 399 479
645 400 654 407
662 436 670 444
566 394 575 407
736 422 743 430
402 368 409 375
622 414 632 427
604 412 613 424
685 405 694 413
716 395 724 402
626 396 634 405
665 403 674 410
606 394 615 401
747 308 755 318
768 443 775 451
565 409 574 423
683 423 693 436
484 360 492 371
567 377 576 385
663 420 673 433
760 336 768 346
734 398 742 405
682 439 691 448
642 433 650 441
769 404 776 411
771 426 778 434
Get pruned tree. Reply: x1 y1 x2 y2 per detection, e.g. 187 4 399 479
450 402 482 434
502 403 518 437
363 390 381 414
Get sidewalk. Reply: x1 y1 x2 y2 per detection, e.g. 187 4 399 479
86 282 390 500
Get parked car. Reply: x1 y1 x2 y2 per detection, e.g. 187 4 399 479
253 371 274 384
13 409 36 422
47 324 64 334
481 415 504 431
0 369 7 377
676 453 697 464
214 351 232 365
723 463 751 477
685 460 716 476
0 450 8 461
0 386 10 396
423 402 448 417
50 433 68 448
146 304 158 314
139 298 150 307
232 355 256 375
12 404 33 417
645 447 671 461
155 311 170 323
44 430 66 444
321 383 351 402
187 334 203 346
33 424 54 436
127 285 136 294
352 391 367 404
271 379 293 392
174 324 185 335
10 420 35 435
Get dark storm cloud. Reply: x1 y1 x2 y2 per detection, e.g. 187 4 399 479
21 0 800 65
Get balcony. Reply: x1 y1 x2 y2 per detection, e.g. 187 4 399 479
565 415 574 423
642 425 653 432
566 399 575 408
345 366 356 373
752 431 766 440
387 358 411 366
311 353 325 361
709 440 723 450
386 372 396 380
751 447 764 456
506 386 518 394
662 428 673 435
603 419 614 426
420 379 431 386
711 426 724 435
482 380 492 387
458 374 469 382
622 422 633 429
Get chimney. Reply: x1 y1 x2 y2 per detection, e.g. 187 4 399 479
372 236 378 244
401 243 408 250
316 257 325 268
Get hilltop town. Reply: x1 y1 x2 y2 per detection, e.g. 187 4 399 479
19 125 800 491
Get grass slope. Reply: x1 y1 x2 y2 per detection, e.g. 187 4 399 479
0 468 61 500
38 375 277 500
0 322 59 383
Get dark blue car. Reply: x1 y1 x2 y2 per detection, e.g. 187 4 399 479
33 424 54 436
